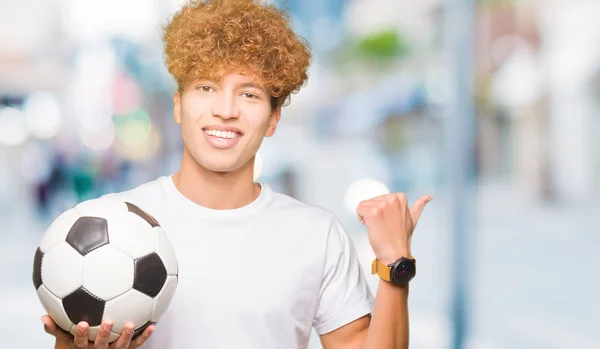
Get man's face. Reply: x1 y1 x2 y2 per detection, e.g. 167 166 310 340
174 72 280 173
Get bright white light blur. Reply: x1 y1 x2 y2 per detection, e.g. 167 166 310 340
77 109 114 131
80 121 115 151
22 92 63 139
253 152 263 181
492 47 543 109
74 42 116 90
344 178 390 213
491 35 528 67
0 107 29 146
69 42 116 132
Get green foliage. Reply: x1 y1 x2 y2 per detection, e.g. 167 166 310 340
331 28 410 71
355 29 409 60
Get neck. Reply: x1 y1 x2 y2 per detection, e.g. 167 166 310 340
172 147 260 210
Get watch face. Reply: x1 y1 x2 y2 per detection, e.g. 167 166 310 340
392 260 416 284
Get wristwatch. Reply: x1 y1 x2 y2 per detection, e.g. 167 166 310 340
371 257 416 285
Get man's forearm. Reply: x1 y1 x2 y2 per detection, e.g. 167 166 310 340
362 280 409 349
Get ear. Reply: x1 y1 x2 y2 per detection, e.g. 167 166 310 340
265 106 281 137
173 91 182 125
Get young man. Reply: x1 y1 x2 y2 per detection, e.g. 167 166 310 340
41 0 431 348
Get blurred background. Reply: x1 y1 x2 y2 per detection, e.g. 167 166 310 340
1 0 599 348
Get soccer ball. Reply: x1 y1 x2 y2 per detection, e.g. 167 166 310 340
32 199 178 342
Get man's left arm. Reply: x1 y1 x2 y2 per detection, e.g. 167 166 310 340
320 193 431 349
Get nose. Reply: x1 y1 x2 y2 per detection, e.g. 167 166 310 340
211 92 240 120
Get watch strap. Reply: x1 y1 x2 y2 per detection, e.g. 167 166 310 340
371 258 392 282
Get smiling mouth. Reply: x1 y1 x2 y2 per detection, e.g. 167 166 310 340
203 129 242 139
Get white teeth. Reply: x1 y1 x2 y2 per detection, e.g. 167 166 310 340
204 129 240 139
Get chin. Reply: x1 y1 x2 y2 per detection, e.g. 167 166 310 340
197 155 245 174
184 144 254 174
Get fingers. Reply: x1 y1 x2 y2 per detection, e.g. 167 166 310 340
73 321 90 348
111 322 134 349
357 214 365 224
356 201 376 224
356 193 432 225
409 195 432 225
131 324 155 348
393 193 408 205
41 315 74 343
356 193 404 223
356 195 398 224
41 315 56 335
94 320 113 348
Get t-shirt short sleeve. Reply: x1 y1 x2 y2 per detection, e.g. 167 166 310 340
312 217 374 335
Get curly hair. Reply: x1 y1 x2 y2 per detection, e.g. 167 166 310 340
163 0 312 109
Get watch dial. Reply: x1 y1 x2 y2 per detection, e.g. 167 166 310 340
393 260 416 284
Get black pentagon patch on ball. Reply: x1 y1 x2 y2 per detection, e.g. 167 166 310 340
63 287 105 327
32 247 43 290
133 253 167 298
126 202 160 227
66 217 109 256
133 321 156 339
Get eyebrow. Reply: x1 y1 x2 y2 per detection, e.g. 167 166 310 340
237 82 267 93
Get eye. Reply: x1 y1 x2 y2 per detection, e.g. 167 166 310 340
244 93 261 99
198 85 214 92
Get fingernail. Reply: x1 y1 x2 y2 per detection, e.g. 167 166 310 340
76 323 87 335
149 325 156 333
426 196 433 203
125 323 134 335
102 321 112 331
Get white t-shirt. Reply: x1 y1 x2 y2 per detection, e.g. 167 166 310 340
102 175 374 349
